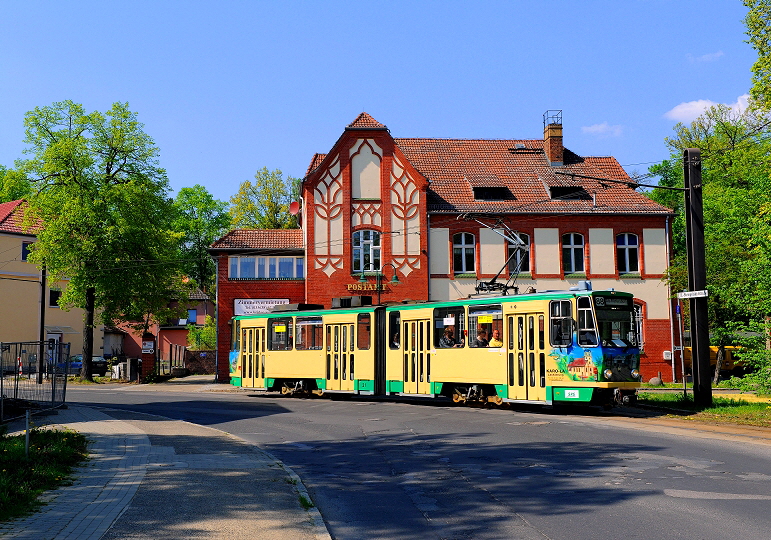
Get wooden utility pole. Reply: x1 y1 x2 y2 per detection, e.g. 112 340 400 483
683 148 712 407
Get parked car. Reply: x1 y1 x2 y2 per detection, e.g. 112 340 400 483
62 355 109 376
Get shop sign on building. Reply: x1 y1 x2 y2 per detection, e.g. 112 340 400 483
234 298 289 315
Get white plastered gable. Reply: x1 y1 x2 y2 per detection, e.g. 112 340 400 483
350 139 382 199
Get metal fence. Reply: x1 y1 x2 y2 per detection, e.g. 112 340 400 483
1 341 70 423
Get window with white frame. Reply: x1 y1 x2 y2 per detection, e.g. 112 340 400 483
228 256 304 279
353 230 381 273
507 233 530 274
453 233 475 274
616 233 639 274
562 233 584 274
633 303 644 349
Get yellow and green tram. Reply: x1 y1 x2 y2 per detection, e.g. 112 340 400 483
229 287 641 407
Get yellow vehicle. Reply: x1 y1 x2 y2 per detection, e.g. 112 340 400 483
229 288 641 407
683 346 744 377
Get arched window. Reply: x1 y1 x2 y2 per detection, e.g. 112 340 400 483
507 232 530 274
562 233 584 274
633 302 644 349
353 230 381 273
453 233 475 274
616 233 639 274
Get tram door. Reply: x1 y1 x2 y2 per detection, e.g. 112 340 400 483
507 314 547 401
325 323 355 392
242 326 266 389
402 319 431 394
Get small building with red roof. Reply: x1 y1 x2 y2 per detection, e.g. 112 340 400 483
211 112 677 382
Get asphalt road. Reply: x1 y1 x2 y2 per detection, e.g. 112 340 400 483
67 383 771 540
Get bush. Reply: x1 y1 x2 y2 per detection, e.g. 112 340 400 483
724 320 771 394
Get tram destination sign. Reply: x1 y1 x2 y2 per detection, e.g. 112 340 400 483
676 290 709 299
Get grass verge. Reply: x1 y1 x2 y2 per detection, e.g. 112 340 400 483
0 425 89 522
637 392 771 428
298 494 315 510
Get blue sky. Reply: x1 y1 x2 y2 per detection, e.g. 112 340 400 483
0 1 756 202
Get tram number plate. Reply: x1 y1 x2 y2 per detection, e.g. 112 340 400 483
564 390 580 399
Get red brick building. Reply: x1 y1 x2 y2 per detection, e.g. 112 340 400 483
211 112 678 383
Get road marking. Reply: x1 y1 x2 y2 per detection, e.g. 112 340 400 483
665 489 771 500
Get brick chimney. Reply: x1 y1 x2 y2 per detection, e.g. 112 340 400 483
543 110 563 166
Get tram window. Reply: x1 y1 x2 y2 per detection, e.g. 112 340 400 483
549 300 573 347
468 304 502 347
434 306 465 348
528 317 535 351
539 352 546 388
232 319 241 352
577 296 598 346
518 317 524 350
295 317 323 350
389 311 401 349
594 295 637 348
268 318 293 351
357 314 371 350
538 315 545 350
518 352 525 386
508 317 514 349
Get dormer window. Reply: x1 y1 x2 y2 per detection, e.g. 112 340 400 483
549 186 591 200
466 174 512 201
473 186 510 201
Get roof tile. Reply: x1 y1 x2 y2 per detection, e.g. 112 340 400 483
0 200 40 234
347 112 387 129
391 138 671 215
210 229 304 251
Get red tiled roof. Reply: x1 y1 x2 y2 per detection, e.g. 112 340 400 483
0 200 39 235
392 138 671 215
189 289 211 301
347 112 387 129
210 229 304 251
306 153 327 177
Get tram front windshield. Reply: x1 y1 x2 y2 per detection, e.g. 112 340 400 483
594 296 638 348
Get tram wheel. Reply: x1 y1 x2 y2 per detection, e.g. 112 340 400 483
281 386 290 395
452 393 462 403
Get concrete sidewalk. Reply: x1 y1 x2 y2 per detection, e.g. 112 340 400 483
1 404 330 540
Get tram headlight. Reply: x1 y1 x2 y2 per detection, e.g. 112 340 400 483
631 369 640 379
603 369 613 380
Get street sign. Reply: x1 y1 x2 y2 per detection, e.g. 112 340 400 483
677 290 709 299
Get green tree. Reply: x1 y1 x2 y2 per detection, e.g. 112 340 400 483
172 185 231 293
187 314 217 350
0 165 32 203
229 167 300 229
649 101 771 385
744 0 771 110
19 100 187 381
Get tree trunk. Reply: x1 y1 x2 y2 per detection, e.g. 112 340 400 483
81 286 95 381
713 344 725 385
